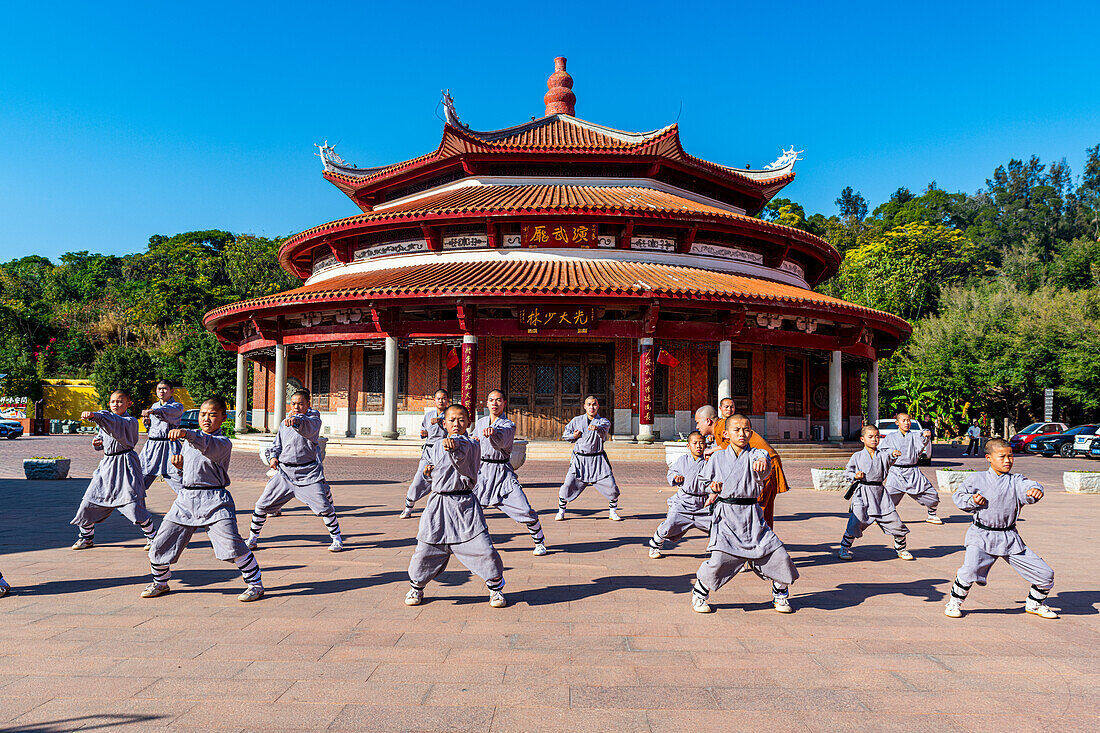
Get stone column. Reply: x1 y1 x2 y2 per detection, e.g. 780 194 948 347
828 350 843 442
382 336 399 440
717 340 732 402
234 352 248 433
272 345 288 429
638 337 655 443
462 334 478 418
867 360 880 426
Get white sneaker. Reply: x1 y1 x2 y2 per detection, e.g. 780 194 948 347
692 594 713 613
1025 601 1058 619
838 546 853 561
649 546 662 559
140 581 170 599
608 508 623 521
238 584 264 603
926 514 943 525
896 549 915 561
399 508 413 519
532 543 547 556
0 579 11 598
404 587 423 606
554 509 566 521
488 589 507 608
71 537 94 550
245 534 259 550
944 599 963 618
773 595 793 614
328 537 344 553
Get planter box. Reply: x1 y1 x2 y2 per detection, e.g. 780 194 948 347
811 468 849 492
665 441 689 467
1064 471 1100 494
936 470 974 494
23 458 70 480
510 440 528 472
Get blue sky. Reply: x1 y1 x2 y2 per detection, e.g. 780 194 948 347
2 1 1098 261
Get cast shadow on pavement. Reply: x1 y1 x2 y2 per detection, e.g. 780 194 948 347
793 577 947 611
519 574 687 606
266 570 408 598
0 713 169 732
785 541 962 568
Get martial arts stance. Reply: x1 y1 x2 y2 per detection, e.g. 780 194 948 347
945 438 1057 619
401 389 451 519
142 397 263 602
839 425 913 561
139 380 185 493
649 431 710 558
70 391 157 550
691 415 798 614
556 396 621 521
405 404 507 608
471 390 547 556
879 411 942 524
248 390 342 552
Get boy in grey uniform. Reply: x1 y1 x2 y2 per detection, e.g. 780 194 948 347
879 411 942 524
839 425 913 561
0 571 10 598
247 390 343 552
691 415 798 614
70 391 157 550
649 430 710 558
400 389 451 519
471 389 547 556
556 396 621 521
141 397 263 603
139 380 185 493
405 404 507 608
945 438 1057 619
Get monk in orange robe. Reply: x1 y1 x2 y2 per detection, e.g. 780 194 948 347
712 399 788 526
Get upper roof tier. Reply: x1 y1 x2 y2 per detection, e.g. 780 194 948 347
317 58 801 215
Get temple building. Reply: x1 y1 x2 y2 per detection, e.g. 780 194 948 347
205 58 909 442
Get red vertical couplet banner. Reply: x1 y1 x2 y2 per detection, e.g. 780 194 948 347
638 341 655 426
461 339 477 414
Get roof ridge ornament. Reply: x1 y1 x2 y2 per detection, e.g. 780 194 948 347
763 146 804 171
441 90 466 129
544 57 576 117
315 140 349 173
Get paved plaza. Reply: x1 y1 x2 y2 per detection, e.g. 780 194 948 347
0 437 1097 731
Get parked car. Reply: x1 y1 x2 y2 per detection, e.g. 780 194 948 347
1087 435 1100 459
1028 424 1100 457
0 419 24 439
1009 422 1069 453
874 419 933 465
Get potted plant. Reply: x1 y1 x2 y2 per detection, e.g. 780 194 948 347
664 438 690 467
936 468 975 494
1063 470 1100 494
811 467 849 492
23 456 71 480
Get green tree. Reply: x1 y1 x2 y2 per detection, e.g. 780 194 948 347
180 330 236 405
91 345 156 410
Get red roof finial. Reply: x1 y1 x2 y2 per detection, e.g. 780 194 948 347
544 56 576 117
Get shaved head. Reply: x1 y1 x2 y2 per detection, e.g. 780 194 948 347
694 405 717 421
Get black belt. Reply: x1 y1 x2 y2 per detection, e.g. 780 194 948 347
715 496 758 505
682 492 709 497
973 519 1016 532
280 460 316 467
895 463 917 468
105 450 135 456
481 457 510 464
146 437 170 441
183 485 226 491
575 451 606 457
436 489 473 496
859 480 883 486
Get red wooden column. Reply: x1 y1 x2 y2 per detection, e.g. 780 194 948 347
638 337 655 442
462 334 478 417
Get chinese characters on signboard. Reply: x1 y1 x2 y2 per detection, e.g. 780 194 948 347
516 307 597 334
520 223 599 247
638 345 655 426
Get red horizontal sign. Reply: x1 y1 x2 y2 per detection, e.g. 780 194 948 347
517 306 597 332
521 223 598 247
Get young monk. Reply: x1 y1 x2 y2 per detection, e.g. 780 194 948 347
401 389 451 519
142 397 263 602
712 398 789 526
648 430 710 558
405 404 507 608
471 389 546 556
70 390 157 550
945 438 1057 619
248 390 342 552
879 411 941 524
139 380 185 493
839 424 913 561
691 415 798 614
556 396 621 521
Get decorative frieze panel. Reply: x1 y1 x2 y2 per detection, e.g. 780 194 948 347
688 242 765 264
443 234 487 250
631 236 676 252
353 239 428 259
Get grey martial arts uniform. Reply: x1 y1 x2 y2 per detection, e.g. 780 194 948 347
71 411 155 533
879 429 939 512
252 410 339 537
472 416 543 541
650 453 711 551
695 446 799 594
140 399 184 492
149 429 251 566
841 448 909 543
951 469 1054 589
558 414 619 502
408 435 505 588
406 408 447 506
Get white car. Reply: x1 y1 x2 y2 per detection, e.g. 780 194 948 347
874 419 933 465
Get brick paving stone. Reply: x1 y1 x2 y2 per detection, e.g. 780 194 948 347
328 703 494 731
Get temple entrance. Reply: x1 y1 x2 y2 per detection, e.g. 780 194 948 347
503 343 613 439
